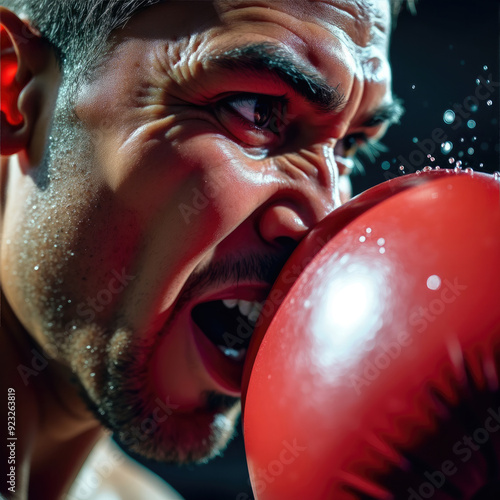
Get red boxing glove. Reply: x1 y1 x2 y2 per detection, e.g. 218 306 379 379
242 171 500 499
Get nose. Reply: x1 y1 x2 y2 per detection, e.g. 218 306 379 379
258 203 311 246
257 145 339 248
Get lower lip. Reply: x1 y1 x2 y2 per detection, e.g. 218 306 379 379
191 318 244 397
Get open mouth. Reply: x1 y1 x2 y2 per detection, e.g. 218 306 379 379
191 297 265 394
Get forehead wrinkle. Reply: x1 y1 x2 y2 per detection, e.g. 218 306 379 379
216 0 389 45
308 0 390 48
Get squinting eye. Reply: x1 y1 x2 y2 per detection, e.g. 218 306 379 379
224 94 287 130
214 93 288 148
335 131 386 173
339 132 368 158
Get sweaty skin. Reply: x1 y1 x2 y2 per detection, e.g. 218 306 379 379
0 1 396 498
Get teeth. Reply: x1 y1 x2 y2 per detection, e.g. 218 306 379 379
238 300 252 316
218 346 247 361
222 299 238 309
221 298 264 323
247 302 263 324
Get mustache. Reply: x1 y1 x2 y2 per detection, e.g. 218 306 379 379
175 249 294 310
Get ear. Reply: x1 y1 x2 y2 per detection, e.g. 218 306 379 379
1 8 54 156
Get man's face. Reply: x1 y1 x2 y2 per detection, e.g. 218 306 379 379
2 0 396 462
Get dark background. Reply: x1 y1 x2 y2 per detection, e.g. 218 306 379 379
123 0 500 498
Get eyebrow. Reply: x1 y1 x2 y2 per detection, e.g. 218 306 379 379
209 42 346 113
208 43 404 128
362 99 405 128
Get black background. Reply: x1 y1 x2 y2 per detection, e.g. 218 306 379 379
124 1 500 498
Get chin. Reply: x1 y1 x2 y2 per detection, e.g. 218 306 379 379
71 323 241 465
116 401 242 464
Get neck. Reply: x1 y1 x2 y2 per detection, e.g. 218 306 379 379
1 292 103 500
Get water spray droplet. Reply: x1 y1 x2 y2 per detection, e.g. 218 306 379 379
487 100 493 106
441 141 453 154
467 120 476 129
443 110 455 124
448 157 455 164
467 147 475 155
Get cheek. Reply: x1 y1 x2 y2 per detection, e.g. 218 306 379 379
2 171 144 338
102 125 264 240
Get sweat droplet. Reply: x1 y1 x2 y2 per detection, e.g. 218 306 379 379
34 265 39 271
443 110 455 124
427 275 441 290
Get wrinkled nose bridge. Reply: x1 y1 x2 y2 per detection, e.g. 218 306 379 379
322 144 341 208
256 144 340 246
275 142 340 201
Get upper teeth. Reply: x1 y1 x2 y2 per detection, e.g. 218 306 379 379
222 299 263 325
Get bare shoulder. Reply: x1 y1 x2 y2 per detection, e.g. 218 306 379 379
66 437 185 500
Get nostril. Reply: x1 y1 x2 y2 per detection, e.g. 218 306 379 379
258 204 310 246
274 236 298 251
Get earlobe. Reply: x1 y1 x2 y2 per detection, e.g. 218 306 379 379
0 8 53 157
